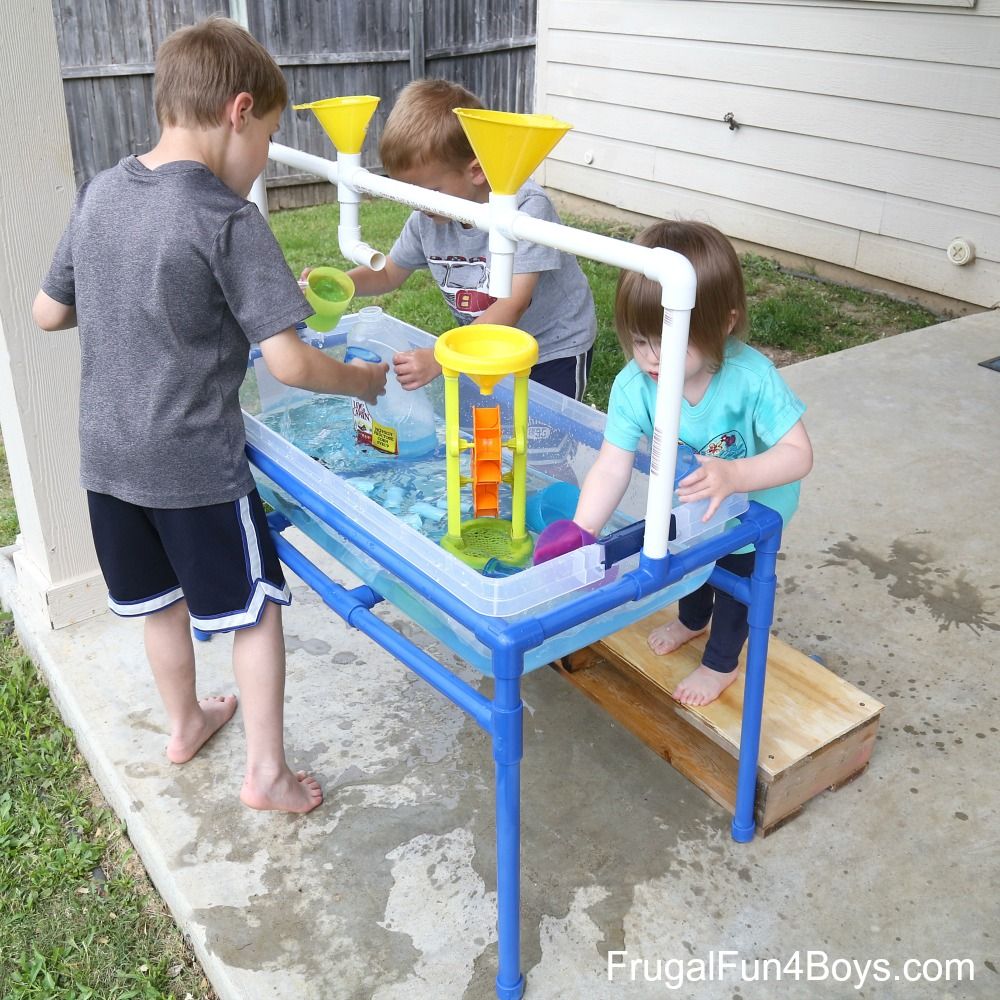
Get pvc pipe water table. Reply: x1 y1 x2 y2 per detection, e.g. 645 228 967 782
249 100 785 1000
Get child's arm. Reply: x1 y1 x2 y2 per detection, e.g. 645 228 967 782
534 439 634 565
678 419 814 520
260 328 388 404
345 259 412 297
573 440 637 537
32 290 77 331
473 272 538 328
394 272 539 391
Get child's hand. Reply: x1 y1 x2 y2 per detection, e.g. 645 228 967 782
350 359 389 404
394 347 442 391
299 267 314 282
676 456 741 522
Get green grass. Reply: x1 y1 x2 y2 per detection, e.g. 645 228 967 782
0 628 214 999
741 254 938 358
0 452 209 996
270 201 938 412
0 439 18 548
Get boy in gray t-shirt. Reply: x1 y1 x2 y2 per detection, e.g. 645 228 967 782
33 18 386 815
320 79 597 402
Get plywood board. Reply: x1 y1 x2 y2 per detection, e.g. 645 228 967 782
554 605 883 834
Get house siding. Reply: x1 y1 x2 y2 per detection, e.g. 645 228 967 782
534 0 1000 306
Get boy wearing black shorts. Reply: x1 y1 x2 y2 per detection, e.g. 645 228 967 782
32 17 386 814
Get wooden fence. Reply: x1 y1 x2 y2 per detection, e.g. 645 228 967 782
51 0 537 206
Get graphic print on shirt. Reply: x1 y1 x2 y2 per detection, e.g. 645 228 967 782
698 430 747 460
427 254 496 319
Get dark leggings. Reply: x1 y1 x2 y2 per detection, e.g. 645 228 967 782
678 550 757 673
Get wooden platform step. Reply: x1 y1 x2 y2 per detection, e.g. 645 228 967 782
553 605 883 836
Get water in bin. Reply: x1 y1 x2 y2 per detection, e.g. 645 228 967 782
344 307 437 458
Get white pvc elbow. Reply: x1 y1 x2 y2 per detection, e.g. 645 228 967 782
338 224 385 271
647 246 697 311
337 152 386 272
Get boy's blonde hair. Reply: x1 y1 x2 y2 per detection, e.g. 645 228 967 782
615 220 747 373
153 17 287 128
379 79 484 174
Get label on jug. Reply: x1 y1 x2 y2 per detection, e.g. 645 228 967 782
352 398 399 455
370 421 398 455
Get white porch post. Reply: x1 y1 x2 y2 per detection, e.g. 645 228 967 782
0 1 107 627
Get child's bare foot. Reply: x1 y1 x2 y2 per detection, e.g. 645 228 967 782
672 665 739 707
240 769 324 814
167 694 238 763
647 619 706 656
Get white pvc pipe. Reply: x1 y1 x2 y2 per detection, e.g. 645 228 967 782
267 141 697 561
271 142 340 182
249 173 269 221
487 192 517 298
228 0 269 224
645 306 693 559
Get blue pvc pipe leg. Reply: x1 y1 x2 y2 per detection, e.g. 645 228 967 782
192 628 212 642
731 533 779 842
493 655 525 1000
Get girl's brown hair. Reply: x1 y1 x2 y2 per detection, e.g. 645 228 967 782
615 220 747 372
379 79 484 175
153 17 287 128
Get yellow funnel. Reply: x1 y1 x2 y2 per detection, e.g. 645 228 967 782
293 96 380 154
454 109 572 195
435 324 538 395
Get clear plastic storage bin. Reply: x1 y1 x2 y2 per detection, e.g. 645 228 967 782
242 313 747 673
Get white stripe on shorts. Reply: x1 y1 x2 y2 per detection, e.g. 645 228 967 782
184 493 290 632
574 351 588 402
108 586 184 617
238 495 264 581
188 579 291 632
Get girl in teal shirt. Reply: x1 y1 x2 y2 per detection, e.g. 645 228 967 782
574 221 813 706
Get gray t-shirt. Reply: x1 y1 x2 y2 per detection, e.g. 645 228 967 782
43 156 310 508
389 180 596 365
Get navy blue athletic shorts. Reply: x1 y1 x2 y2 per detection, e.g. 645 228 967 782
530 348 593 401
87 489 290 633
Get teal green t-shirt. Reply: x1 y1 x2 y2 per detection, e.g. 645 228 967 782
605 340 806 547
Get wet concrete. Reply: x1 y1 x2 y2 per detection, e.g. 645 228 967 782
3 311 998 999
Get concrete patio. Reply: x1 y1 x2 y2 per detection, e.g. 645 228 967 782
3 310 997 999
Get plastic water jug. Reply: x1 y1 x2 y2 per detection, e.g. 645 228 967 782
344 307 437 458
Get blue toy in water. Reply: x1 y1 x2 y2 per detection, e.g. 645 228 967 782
524 481 581 534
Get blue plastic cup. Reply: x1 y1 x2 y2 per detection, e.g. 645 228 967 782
525 481 581 534
675 443 699 485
